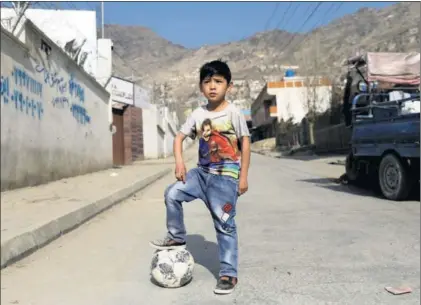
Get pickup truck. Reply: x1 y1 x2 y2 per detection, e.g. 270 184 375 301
342 52 420 200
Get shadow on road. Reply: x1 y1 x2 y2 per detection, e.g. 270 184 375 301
277 153 347 162
299 177 420 201
186 234 219 279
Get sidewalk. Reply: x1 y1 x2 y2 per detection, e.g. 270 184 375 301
1 145 198 269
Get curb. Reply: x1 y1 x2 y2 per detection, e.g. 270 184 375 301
0 168 172 269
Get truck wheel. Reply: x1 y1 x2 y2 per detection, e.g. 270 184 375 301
378 154 411 201
345 153 359 181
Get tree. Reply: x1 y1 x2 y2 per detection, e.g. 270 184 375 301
299 32 337 144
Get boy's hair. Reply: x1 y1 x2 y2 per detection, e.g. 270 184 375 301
199 59 232 84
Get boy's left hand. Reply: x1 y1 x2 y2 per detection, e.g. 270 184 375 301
238 177 248 196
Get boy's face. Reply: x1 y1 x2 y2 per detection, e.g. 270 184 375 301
200 75 232 103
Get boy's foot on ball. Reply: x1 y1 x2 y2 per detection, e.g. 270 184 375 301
214 276 238 295
149 237 186 250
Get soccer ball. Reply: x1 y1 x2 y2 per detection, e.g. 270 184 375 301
150 248 195 288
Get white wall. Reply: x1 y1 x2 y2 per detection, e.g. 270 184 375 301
141 105 192 160
96 38 113 86
164 107 177 158
142 104 159 159
96 39 113 125
0 22 112 191
1 8 98 78
269 85 331 124
134 84 152 109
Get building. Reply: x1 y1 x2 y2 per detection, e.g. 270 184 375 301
251 75 332 143
1 8 98 78
1 19 112 190
241 109 253 131
250 84 278 141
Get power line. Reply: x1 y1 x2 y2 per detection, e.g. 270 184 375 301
280 2 323 51
293 3 342 51
263 2 280 31
274 2 299 32
273 1 293 30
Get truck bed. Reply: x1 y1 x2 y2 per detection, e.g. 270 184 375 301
351 113 420 158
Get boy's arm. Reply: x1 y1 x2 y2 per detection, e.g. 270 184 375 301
233 108 251 195
174 132 187 183
238 136 250 195
174 132 187 165
239 136 251 181
174 113 196 182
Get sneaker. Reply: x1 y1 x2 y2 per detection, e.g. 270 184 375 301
149 237 186 250
213 276 238 295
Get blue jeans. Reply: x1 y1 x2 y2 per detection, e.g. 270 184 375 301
165 167 239 278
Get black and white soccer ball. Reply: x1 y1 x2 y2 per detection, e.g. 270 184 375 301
150 248 195 288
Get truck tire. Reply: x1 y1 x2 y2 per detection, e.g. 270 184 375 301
378 153 411 201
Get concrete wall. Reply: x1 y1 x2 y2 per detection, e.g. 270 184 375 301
314 123 352 153
142 105 193 160
1 21 112 191
164 108 177 157
96 39 113 87
142 104 160 159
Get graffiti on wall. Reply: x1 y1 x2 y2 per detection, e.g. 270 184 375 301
34 63 90 125
1 67 44 120
52 96 69 108
35 64 67 94
13 66 43 97
70 104 91 124
69 74 85 103
1 62 91 125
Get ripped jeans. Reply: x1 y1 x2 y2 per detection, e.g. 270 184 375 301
165 167 239 278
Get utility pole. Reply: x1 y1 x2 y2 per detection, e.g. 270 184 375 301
101 1 105 38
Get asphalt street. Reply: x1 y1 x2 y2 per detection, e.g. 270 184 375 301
1 153 419 305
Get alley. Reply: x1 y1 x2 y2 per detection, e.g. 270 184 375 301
1 153 419 305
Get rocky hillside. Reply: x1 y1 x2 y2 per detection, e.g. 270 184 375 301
107 2 420 116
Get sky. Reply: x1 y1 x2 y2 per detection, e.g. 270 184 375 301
13 1 397 48
101 1 396 48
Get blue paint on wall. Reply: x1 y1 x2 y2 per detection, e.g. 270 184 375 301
12 66 43 97
52 96 69 108
3 63 90 124
1 76 10 105
2 71 43 120
11 89 44 119
69 74 85 103
35 64 67 94
70 104 90 125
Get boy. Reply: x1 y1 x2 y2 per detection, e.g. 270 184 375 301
150 60 251 295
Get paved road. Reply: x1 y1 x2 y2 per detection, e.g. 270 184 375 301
1 154 419 305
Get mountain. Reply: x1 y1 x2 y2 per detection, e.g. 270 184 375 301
106 2 420 118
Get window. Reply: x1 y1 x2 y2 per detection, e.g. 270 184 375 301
40 39 52 56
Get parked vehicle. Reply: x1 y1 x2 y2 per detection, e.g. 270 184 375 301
342 52 420 200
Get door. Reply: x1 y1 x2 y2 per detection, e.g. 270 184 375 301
112 111 125 166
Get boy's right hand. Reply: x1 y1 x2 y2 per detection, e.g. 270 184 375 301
175 161 187 183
